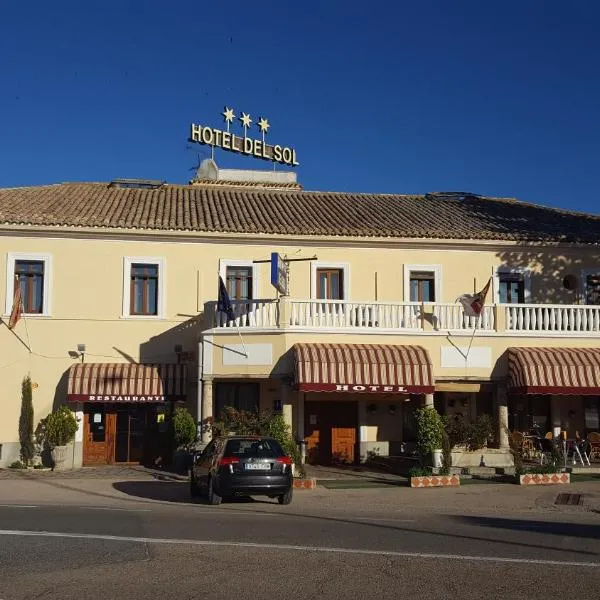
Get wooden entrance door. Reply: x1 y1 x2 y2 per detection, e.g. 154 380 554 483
304 400 357 464
82 406 116 465
332 428 356 463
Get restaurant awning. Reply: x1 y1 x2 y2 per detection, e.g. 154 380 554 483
293 343 434 394
508 347 600 395
67 363 187 403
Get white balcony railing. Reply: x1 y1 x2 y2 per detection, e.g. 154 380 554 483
211 299 278 328
208 298 600 336
432 303 496 332
289 300 422 329
505 303 600 333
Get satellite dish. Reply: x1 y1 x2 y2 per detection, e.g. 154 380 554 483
563 274 578 291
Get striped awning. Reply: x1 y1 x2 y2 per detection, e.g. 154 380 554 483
293 343 434 394
67 363 187 403
508 347 600 395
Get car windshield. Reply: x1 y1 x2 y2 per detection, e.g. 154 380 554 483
223 438 284 459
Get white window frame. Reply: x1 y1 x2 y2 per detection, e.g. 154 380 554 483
403 264 442 303
494 267 531 304
311 261 350 300
122 256 166 319
581 268 600 305
219 259 259 300
5 252 53 317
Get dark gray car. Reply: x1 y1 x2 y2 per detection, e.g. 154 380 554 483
190 436 293 505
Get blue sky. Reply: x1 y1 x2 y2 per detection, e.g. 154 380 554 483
1 1 599 212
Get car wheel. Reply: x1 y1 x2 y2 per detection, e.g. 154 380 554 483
277 488 293 505
207 477 222 506
190 474 201 498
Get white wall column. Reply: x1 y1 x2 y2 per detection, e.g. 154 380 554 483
201 378 213 443
495 384 509 449
281 381 293 432
424 393 434 408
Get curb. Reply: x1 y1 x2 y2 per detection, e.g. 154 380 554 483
293 478 317 489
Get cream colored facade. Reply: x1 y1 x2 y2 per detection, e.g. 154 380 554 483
1 222 600 467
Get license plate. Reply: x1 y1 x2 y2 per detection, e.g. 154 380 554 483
245 463 270 470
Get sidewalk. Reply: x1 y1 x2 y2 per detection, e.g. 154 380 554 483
1 466 599 518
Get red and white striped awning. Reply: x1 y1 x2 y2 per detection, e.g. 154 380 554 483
67 363 187 403
508 347 600 395
293 343 434 394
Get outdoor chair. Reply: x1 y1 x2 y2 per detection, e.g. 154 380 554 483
588 432 600 462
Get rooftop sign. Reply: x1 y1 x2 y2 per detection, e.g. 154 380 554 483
189 107 299 167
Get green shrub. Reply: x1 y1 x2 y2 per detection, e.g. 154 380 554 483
440 429 452 475
211 407 304 475
446 415 495 451
409 466 432 478
19 376 34 466
470 414 494 450
38 406 78 448
414 407 444 459
523 465 562 475
505 425 524 476
172 407 197 450
9 460 25 469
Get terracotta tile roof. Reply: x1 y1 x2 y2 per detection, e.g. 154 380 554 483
190 179 302 190
0 182 599 243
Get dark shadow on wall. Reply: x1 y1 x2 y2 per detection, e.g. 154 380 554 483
139 315 203 365
52 368 70 411
495 246 600 306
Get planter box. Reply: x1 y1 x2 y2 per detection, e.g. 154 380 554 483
410 475 460 488
519 473 570 486
293 478 317 489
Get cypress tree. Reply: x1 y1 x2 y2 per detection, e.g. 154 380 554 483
19 376 34 466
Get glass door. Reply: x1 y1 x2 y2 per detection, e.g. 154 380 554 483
115 406 148 463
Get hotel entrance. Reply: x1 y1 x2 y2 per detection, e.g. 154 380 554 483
67 362 187 467
293 342 435 465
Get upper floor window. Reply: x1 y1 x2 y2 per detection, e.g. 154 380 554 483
585 274 600 305
409 271 435 302
403 265 442 303
130 264 158 315
5 253 52 317
219 260 258 303
317 268 344 300
311 262 349 301
122 257 165 318
499 273 525 304
15 260 45 313
226 266 253 301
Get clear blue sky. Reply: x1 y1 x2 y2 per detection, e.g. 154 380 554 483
2 1 600 212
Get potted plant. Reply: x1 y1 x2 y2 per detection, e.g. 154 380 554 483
36 406 78 470
411 407 459 488
172 407 198 473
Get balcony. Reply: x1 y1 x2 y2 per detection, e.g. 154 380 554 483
206 299 600 336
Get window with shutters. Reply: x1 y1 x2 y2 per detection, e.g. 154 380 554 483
5 253 52 316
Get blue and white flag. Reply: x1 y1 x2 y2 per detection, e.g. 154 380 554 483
218 276 235 322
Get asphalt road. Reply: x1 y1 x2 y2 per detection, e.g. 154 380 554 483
1 484 600 599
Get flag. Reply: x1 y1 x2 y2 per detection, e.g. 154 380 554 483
457 277 491 318
8 282 23 329
217 276 235 322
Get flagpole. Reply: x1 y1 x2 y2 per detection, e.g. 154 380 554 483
235 322 248 357
466 316 479 360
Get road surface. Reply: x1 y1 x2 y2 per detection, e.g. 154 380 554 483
0 478 599 599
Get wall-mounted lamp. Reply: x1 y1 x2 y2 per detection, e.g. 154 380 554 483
388 404 397 416
77 343 86 363
367 403 377 414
